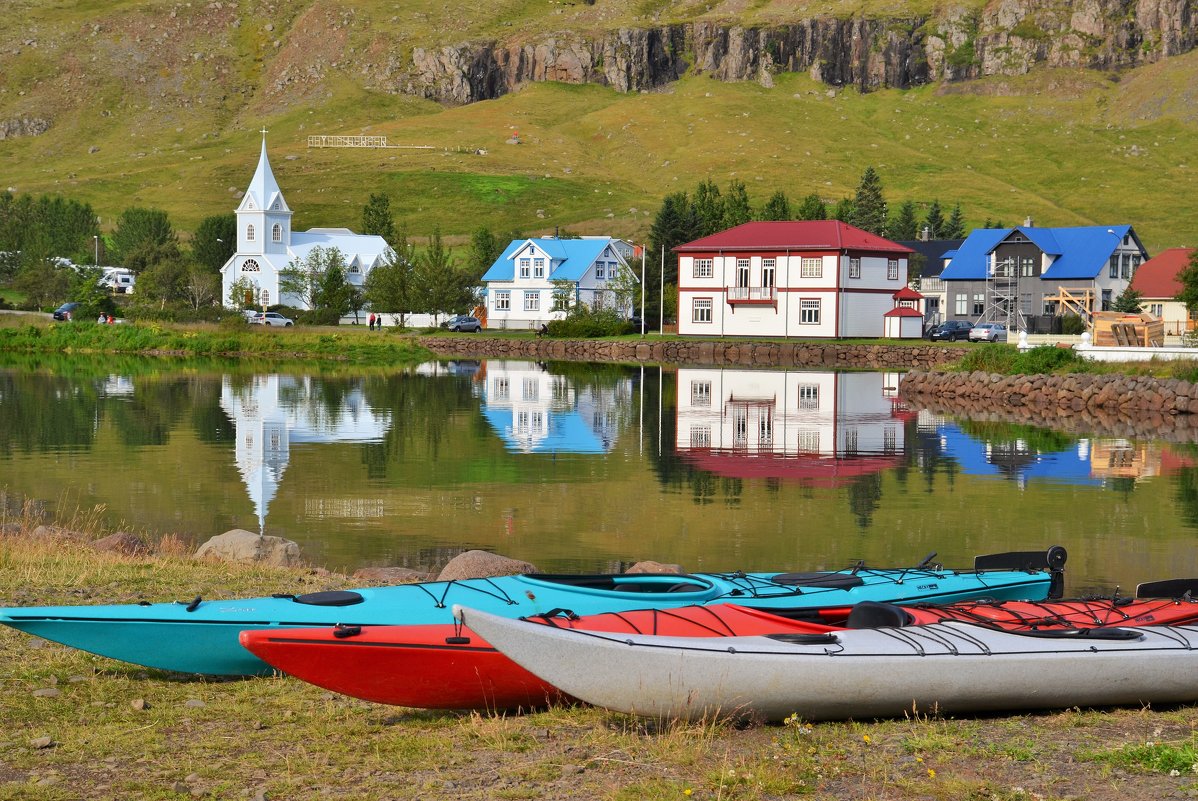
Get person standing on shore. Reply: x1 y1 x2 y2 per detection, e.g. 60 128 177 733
368 313 376 331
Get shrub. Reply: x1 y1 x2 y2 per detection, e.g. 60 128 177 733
545 307 634 338
1010 345 1086 374
952 346 1018 373
1061 314 1087 335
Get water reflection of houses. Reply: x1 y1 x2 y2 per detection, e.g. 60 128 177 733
220 375 392 531
675 369 911 485
480 361 633 453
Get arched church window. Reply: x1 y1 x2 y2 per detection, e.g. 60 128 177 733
261 288 270 305
348 262 360 273
247 224 255 242
242 259 261 272
272 224 282 242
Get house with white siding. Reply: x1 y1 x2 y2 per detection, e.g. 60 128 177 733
675 221 912 338
220 132 393 310
481 236 636 330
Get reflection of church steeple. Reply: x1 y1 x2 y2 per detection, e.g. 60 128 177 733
220 374 392 532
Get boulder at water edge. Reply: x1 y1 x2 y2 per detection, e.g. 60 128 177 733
91 531 149 556
625 560 685 574
436 549 539 581
195 529 303 568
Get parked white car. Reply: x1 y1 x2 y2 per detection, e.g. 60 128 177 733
969 323 1008 343
249 312 294 327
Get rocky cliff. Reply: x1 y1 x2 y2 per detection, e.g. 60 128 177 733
395 0 1196 104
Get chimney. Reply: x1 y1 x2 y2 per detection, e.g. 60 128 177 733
1024 216 1034 228
919 225 930 242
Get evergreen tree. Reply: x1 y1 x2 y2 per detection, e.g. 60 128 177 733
848 166 887 235
364 230 418 326
691 179 723 237
360 193 397 242
721 180 753 230
465 227 502 282
415 227 474 317
794 193 828 221
924 200 946 239
887 200 920 240
191 214 236 272
943 202 967 239
831 198 855 222
1112 286 1144 314
759 190 791 221
647 191 698 325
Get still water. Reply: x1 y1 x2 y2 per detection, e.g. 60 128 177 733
2 354 1197 594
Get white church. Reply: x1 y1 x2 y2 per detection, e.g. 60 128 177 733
220 131 394 309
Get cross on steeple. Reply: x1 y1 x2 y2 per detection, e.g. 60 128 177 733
260 127 269 140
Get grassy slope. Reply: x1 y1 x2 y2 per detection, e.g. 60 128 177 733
1 1 1196 251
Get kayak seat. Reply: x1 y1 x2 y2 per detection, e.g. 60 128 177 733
772 572 865 590
845 601 912 629
290 590 365 607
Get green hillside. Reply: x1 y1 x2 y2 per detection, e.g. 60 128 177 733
2 0 1197 250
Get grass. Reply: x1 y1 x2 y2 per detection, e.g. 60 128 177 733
1 507 1197 800
2 1 1198 249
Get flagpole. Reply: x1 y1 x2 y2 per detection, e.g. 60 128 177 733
640 245 646 337
659 245 665 336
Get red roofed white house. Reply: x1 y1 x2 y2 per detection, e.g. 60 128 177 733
675 221 913 338
1129 247 1195 337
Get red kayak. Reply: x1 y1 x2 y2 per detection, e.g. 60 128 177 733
240 584 1198 711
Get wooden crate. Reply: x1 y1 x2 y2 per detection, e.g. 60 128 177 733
1091 311 1164 347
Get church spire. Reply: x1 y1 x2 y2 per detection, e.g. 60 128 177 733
242 128 288 213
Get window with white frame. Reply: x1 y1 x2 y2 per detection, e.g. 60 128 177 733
694 258 714 278
519 258 531 278
595 263 605 280
801 257 822 278
798 384 819 409
955 294 968 316
690 426 712 449
348 263 360 274
691 381 712 407
799 298 820 324
534 258 545 278
246 224 255 242
522 378 538 401
1109 254 1120 278
887 259 899 280
494 291 511 311
241 259 260 272
1020 256 1035 277
849 257 861 279
272 224 282 242
261 288 270 305
797 430 819 453
1149 303 1163 316
762 258 775 289
494 378 510 400
692 297 713 323
972 293 985 317
524 291 540 311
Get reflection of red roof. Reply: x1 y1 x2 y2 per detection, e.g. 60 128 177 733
884 307 924 318
1161 447 1196 475
678 450 902 487
674 221 912 254
1130 247 1194 299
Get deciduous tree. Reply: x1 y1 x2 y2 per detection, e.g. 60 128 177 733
794 194 828 221
279 245 348 310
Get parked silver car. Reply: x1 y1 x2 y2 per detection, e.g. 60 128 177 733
969 323 1007 342
250 312 294 327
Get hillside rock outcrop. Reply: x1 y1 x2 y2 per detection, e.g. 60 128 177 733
392 0 1197 103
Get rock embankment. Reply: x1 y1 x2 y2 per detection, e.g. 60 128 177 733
419 337 963 369
899 370 1198 442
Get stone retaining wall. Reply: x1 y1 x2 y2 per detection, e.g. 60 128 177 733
417 337 963 369
899 370 1198 442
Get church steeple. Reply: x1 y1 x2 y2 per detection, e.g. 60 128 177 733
236 129 292 257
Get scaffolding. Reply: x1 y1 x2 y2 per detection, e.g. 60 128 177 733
977 256 1027 333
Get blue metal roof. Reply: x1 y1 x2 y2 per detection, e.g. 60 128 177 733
481 238 614 282
940 225 1132 281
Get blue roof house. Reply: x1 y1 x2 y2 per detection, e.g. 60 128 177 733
481 236 637 330
938 220 1148 328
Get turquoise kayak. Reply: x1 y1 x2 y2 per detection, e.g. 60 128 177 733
0 546 1065 676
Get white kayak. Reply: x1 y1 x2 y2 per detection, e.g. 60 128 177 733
455 605 1198 721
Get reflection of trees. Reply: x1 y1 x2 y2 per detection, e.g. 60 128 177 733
0 370 99 455
107 375 200 447
1174 466 1198 527
848 473 882 529
359 372 480 476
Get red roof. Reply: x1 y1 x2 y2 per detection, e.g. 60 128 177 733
883 306 924 317
674 221 913 254
1130 247 1195 299
892 286 923 300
